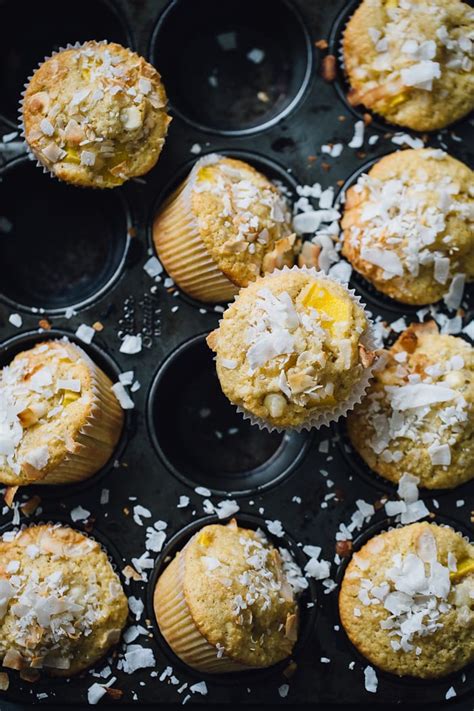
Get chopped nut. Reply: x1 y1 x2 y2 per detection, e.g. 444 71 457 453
363 112 373 126
122 564 142 581
105 688 123 700
336 540 353 557
92 321 104 331
298 241 321 269
38 319 51 330
206 330 219 351
315 39 328 50
285 613 298 641
20 495 41 516
4 486 18 508
121 106 142 130
321 55 337 82
263 393 287 418
358 344 377 368
28 91 50 114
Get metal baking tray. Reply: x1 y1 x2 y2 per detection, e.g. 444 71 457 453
0 0 472 706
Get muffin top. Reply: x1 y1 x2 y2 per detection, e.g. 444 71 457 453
341 149 474 305
0 339 109 485
347 322 473 489
180 520 299 668
22 41 170 188
343 0 474 131
0 524 128 676
207 268 375 429
339 522 474 678
187 155 297 287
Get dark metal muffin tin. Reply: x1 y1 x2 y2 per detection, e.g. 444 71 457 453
0 0 472 707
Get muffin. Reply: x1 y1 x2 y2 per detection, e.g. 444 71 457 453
343 0 474 131
0 523 128 676
341 149 474 305
347 321 473 490
154 519 300 673
0 339 124 486
207 267 377 431
22 41 170 188
153 154 298 303
339 521 474 678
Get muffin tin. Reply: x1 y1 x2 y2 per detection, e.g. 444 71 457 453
0 0 472 707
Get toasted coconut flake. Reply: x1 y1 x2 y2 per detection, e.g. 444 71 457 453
206 330 219 351
0 672 9 690
3 648 25 670
20 495 41 516
322 55 337 82
285 613 298 641
358 344 377 368
122 564 142 582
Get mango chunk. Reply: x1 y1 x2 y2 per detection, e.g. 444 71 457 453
197 530 214 546
65 147 81 164
196 166 216 183
302 284 352 335
450 559 474 582
63 392 80 406
387 93 408 108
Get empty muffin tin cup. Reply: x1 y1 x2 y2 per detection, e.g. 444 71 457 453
147 333 312 496
333 514 474 703
149 149 301 310
147 512 318 684
0 0 132 127
149 0 313 135
0 328 131 498
0 157 131 314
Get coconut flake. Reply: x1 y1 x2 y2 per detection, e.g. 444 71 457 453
364 666 378 693
120 334 142 354
111 382 134 410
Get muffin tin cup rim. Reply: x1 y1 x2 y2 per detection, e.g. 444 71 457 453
147 148 302 312
0 0 135 128
0 155 133 317
146 331 313 497
0 515 128 692
146 511 318 686
148 0 315 137
0 328 132 499
335 419 474 500
331 513 474 696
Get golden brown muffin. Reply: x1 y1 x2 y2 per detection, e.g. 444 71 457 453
153 154 297 303
22 41 170 188
0 339 124 486
207 268 376 430
154 519 301 673
347 321 473 489
343 0 474 131
0 524 128 676
341 149 474 305
339 521 474 678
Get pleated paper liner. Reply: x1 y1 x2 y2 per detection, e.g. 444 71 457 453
216 265 379 434
153 153 244 303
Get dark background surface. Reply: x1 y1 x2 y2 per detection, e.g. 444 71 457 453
0 0 472 707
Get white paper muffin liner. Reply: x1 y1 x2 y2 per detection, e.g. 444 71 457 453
5 338 124 486
153 153 240 303
216 265 378 434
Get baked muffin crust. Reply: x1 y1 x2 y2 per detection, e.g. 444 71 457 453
0 524 128 676
341 149 474 305
347 321 473 489
207 269 374 429
22 41 170 188
155 520 300 669
0 339 123 485
343 0 474 131
339 522 474 678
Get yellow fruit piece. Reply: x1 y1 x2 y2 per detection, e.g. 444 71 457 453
196 166 216 183
302 284 352 335
62 392 80 406
386 0 398 7
317 394 336 407
197 530 213 546
387 93 408 108
81 69 90 81
450 559 474 582
65 147 81 165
